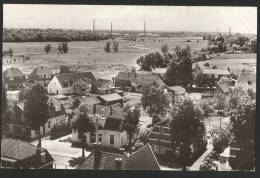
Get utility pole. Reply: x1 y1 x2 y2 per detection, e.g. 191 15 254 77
144 21 146 39
110 22 112 38
93 19 95 33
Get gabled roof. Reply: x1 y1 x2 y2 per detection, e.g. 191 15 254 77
98 93 123 103
76 144 160 170
55 72 96 88
3 68 25 78
103 117 123 131
128 144 160 170
203 69 230 75
1 138 53 163
29 66 53 78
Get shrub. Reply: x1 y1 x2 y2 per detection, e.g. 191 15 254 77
204 62 210 67
161 44 169 53
44 44 52 54
104 41 111 53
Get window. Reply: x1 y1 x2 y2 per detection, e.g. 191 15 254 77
98 134 102 143
1 161 12 168
90 133 96 143
110 135 114 145
48 121 51 129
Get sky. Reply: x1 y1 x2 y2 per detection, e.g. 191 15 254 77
3 5 257 34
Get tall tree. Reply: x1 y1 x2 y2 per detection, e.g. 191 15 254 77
72 104 96 157
44 44 52 54
229 93 255 170
141 82 169 124
104 41 111 53
170 96 206 170
113 41 119 52
120 104 141 153
24 83 49 147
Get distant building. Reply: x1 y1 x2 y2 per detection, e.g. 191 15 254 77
28 66 54 85
202 69 230 80
77 143 160 170
47 72 96 95
1 138 54 169
3 67 26 90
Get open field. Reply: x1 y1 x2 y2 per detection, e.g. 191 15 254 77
3 39 208 79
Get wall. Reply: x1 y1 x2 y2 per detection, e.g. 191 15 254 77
47 76 63 95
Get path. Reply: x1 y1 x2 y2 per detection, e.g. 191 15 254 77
189 139 213 171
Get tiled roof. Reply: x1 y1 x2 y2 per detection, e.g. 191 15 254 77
3 68 25 78
29 66 53 78
1 138 53 163
77 151 128 170
128 144 160 170
76 144 160 170
98 93 123 102
55 72 96 88
203 69 230 75
103 117 123 131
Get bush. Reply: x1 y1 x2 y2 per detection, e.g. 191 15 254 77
44 44 52 54
161 44 169 53
62 42 69 53
204 62 210 67
113 41 119 52
209 127 232 154
104 41 111 53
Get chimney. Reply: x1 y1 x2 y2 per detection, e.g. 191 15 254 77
115 158 123 170
109 106 113 115
93 104 97 115
93 143 101 170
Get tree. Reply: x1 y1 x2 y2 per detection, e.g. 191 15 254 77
120 104 141 153
113 41 119 52
170 96 206 170
44 44 52 54
249 39 256 53
104 41 111 53
58 43 63 53
62 42 69 53
229 93 255 170
8 48 13 57
1 85 9 137
72 106 96 157
161 44 169 53
141 82 169 124
24 83 49 147
209 127 232 154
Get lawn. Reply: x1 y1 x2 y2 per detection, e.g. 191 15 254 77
3 39 208 80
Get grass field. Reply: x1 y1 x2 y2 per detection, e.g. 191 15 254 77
3 39 208 79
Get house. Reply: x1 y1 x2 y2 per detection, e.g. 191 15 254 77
202 69 230 80
3 67 26 90
1 138 54 169
114 71 138 90
148 119 172 158
98 93 124 106
77 143 160 170
71 103 128 149
5 102 68 141
236 68 256 92
47 72 96 95
28 66 54 85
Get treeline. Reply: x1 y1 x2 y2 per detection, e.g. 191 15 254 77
3 28 110 42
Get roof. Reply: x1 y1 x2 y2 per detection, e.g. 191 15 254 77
115 71 138 81
77 151 128 170
98 93 123 103
3 68 25 78
1 138 53 162
217 78 232 94
76 144 160 170
220 146 230 158
167 85 186 95
95 104 123 119
203 69 230 75
16 102 25 111
128 144 160 170
152 68 167 74
29 66 53 78
79 96 102 105
132 73 165 87
55 72 96 88
103 117 123 131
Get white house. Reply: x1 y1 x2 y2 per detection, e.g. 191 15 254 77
71 104 129 149
47 72 96 95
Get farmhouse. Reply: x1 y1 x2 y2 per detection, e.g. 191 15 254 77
202 69 230 79
1 138 54 169
77 143 160 170
47 72 96 95
3 67 26 90
71 103 128 149
28 66 54 85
